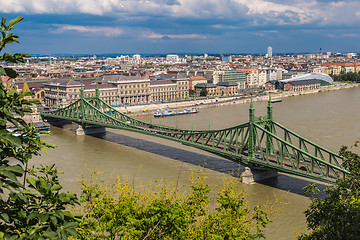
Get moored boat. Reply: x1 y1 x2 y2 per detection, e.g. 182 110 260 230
154 108 199 117
271 99 282 103
34 122 51 132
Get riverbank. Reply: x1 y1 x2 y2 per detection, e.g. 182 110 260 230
116 82 360 116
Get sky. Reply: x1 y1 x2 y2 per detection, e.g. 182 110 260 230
1 0 360 55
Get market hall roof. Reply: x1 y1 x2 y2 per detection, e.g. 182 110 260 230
279 73 333 85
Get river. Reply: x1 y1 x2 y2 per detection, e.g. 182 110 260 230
33 86 360 239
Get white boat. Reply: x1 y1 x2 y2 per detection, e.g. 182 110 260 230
154 108 199 117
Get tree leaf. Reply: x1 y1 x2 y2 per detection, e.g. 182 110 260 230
27 212 39 221
43 230 58 239
50 184 62 192
4 67 18 78
1 213 9 222
0 66 6 75
65 228 78 237
27 177 38 188
8 16 23 29
64 222 78 229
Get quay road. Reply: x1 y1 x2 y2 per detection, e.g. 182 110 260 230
116 82 358 116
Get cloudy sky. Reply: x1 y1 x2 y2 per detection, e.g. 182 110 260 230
1 0 360 55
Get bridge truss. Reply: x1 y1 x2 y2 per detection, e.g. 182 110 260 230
41 86 348 184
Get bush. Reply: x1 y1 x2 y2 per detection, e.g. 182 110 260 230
299 146 360 239
76 170 273 239
0 16 81 239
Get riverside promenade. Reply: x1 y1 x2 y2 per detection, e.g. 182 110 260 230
116 82 360 116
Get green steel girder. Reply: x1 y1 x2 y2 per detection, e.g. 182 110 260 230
252 123 347 181
40 95 349 184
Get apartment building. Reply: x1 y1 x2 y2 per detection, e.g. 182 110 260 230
100 74 151 104
213 70 246 89
154 73 189 100
237 68 259 88
188 76 207 90
322 62 360 73
149 80 178 102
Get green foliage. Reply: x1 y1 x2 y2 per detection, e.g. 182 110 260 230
1 165 81 239
299 146 360 240
0 16 81 239
189 89 196 96
76 171 271 239
331 72 360 83
200 88 207 97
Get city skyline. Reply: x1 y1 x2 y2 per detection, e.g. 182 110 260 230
2 0 360 55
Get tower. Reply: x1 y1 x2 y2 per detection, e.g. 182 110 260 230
267 46 272 59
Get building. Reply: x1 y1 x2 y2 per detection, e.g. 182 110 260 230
222 55 232 62
188 76 207 90
236 68 259 88
193 82 238 97
322 62 360 73
166 54 179 63
149 80 178 102
194 83 217 96
283 79 321 91
216 81 238 96
258 70 267 87
132 54 141 64
44 75 152 107
279 73 333 86
154 73 189 100
264 81 278 91
267 46 273 58
44 79 121 107
17 82 45 103
213 70 245 89
100 74 151 104
44 79 84 107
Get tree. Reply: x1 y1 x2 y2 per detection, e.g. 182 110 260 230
299 146 360 240
76 170 273 239
0 16 81 239
200 88 208 97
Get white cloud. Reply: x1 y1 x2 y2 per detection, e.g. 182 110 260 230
211 24 240 29
2 0 360 27
53 25 123 36
342 33 360 38
143 31 207 39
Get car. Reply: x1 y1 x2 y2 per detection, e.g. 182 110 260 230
255 154 262 159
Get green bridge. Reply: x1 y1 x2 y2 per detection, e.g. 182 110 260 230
41 86 348 184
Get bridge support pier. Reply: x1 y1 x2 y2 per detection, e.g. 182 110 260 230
241 167 278 184
241 167 254 184
76 125 106 135
76 125 85 135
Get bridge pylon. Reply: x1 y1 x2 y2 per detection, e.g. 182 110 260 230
248 97 256 159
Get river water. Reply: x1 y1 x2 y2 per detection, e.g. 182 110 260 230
33 86 360 240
